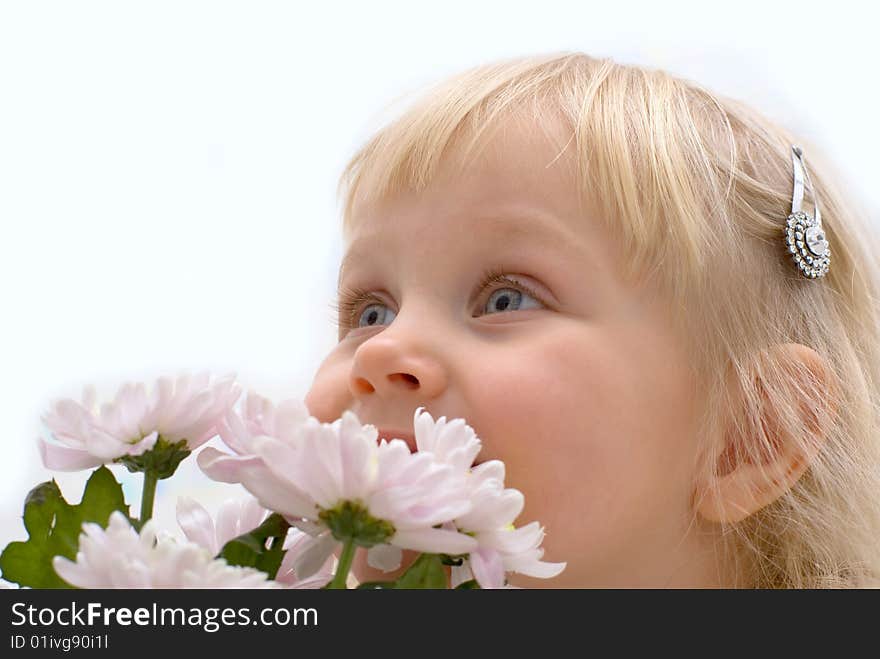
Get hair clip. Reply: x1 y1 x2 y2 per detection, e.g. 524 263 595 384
784 145 830 279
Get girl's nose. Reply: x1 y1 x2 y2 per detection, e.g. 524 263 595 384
347 321 448 402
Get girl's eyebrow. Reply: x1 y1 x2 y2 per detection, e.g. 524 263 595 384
338 211 584 287
338 244 370 286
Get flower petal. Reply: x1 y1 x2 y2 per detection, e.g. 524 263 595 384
290 531 338 580
470 547 506 589
506 555 567 579
82 425 129 460
366 544 403 572
480 521 544 555
196 447 264 483
391 527 477 555
236 463 317 520
176 496 217 554
37 438 104 471
470 460 505 486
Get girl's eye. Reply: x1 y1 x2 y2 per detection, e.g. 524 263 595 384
334 269 547 335
481 285 543 315
355 303 397 330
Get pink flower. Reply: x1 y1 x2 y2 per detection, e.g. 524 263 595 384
176 495 269 556
176 494 333 588
411 408 566 589
200 405 478 573
449 461 566 588
200 398 565 587
38 372 241 471
413 406 482 472
53 512 276 588
196 391 309 483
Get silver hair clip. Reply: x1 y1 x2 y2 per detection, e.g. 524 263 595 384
784 145 830 279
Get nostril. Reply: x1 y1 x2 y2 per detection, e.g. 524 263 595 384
352 377 375 394
389 373 419 389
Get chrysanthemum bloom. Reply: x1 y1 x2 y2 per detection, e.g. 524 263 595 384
411 407 566 588
360 407 487 573
176 494 269 556
53 512 276 588
176 494 334 588
449 461 566 589
413 407 483 472
200 408 477 586
38 372 241 474
196 391 310 482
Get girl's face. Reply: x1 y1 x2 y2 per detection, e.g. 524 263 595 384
305 118 724 587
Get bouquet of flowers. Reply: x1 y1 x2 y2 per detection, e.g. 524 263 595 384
0 372 565 589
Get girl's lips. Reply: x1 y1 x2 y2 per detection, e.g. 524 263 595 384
376 428 417 452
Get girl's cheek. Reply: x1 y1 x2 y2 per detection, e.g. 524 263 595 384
304 354 353 422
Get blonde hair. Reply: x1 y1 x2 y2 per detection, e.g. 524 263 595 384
335 52 880 587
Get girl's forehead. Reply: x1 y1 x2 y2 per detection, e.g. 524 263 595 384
347 131 582 237
343 207 583 264
337 113 612 282
345 110 581 227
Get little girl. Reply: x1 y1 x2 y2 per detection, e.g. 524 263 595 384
303 51 880 587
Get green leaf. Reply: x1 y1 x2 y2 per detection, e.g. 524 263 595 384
394 553 448 589
455 579 480 589
0 466 131 588
218 513 291 579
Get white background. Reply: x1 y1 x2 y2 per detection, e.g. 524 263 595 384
1 1 877 566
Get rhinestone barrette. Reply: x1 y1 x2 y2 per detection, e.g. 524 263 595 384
784 145 830 279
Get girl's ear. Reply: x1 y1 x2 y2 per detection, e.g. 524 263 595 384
695 343 837 524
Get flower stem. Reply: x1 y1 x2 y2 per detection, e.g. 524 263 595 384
140 470 158 524
328 538 356 589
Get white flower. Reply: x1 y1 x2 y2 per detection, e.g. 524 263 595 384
451 462 566 588
176 494 269 556
412 408 566 589
260 412 475 548
200 407 478 578
413 406 482 472
201 399 565 587
358 406 485 573
53 512 277 588
38 372 241 471
176 494 333 588
197 391 310 483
